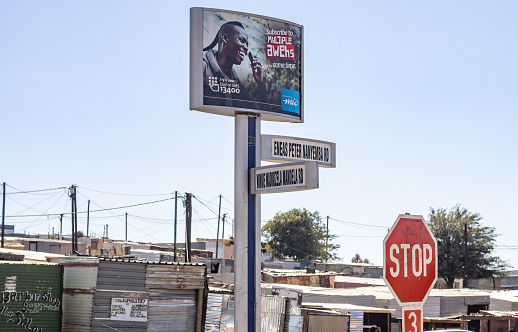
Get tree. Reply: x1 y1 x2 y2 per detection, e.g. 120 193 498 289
261 208 340 261
351 253 371 264
428 205 509 288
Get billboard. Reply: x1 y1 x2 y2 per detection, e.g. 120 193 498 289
190 7 304 122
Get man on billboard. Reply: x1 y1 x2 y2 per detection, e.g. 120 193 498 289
202 21 267 105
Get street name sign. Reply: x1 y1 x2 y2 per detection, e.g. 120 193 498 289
383 214 438 307
249 161 319 194
261 135 336 168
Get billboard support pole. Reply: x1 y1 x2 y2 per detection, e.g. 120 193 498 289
235 114 261 331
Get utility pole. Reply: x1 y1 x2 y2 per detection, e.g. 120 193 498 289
1 182 6 248
222 213 227 240
125 212 128 242
105 224 109 239
468 223 472 288
216 194 222 259
185 193 192 263
86 200 90 237
174 191 178 262
60 214 63 240
69 185 78 254
222 213 227 259
326 216 329 262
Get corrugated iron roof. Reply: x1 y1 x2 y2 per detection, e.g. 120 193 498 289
302 302 394 313
334 276 386 286
471 310 518 318
98 257 205 266
262 268 336 277
0 247 66 261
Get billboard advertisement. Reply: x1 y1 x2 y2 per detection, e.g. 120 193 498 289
190 7 304 122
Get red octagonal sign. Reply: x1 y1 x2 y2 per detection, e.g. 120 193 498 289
383 214 438 306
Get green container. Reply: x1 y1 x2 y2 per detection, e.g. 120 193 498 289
0 262 63 332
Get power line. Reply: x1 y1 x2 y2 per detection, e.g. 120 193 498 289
80 187 174 197
6 197 175 218
221 195 234 207
196 195 233 213
6 191 66 216
194 196 220 217
329 217 388 229
5 184 68 195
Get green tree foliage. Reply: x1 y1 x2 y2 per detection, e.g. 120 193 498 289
428 205 509 288
261 208 340 261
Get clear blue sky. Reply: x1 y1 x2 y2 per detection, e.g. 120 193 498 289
1 1 517 268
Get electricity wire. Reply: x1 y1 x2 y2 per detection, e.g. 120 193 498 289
5 184 68 195
80 187 174 197
329 217 388 229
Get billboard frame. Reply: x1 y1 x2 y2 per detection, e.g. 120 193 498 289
190 7 304 123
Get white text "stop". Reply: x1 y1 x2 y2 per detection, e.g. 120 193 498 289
389 244 433 277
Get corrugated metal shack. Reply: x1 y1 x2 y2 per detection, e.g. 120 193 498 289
262 269 336 288
263 283 379 331
334 276 386 289
500 271 518 290
490 290 518 311
460 310 518 332
316 262 384 278
301 302 393 332
301 307 350 332
0 261 63 331
204 290 290 332
91 258 207 331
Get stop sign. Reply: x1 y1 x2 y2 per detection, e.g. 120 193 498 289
383 214 437 306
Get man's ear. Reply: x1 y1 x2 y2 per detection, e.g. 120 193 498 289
220 32 228 44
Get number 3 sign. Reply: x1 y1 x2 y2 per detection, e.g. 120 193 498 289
403 307 422 332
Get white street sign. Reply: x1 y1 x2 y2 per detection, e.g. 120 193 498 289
249 161 319 194
261 135 336 168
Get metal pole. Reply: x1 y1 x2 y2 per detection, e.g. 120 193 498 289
468 223 472 288
234 114 249 332
70 185 77 253
174 191 178 262
253 118 261 332
86 200 90 237
74 186 78 253
185 193 192 263
326 215 329 262
216 194 222 259
60 214 63 240
1 182 6 248
222 213 227 241
235 114 261 332
125 212 128 242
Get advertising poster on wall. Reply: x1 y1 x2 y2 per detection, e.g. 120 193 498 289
190 8 304 122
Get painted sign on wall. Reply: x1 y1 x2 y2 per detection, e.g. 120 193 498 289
110 298 148 322
0 263 63 332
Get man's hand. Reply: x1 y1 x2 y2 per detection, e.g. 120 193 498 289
251 59 265 84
